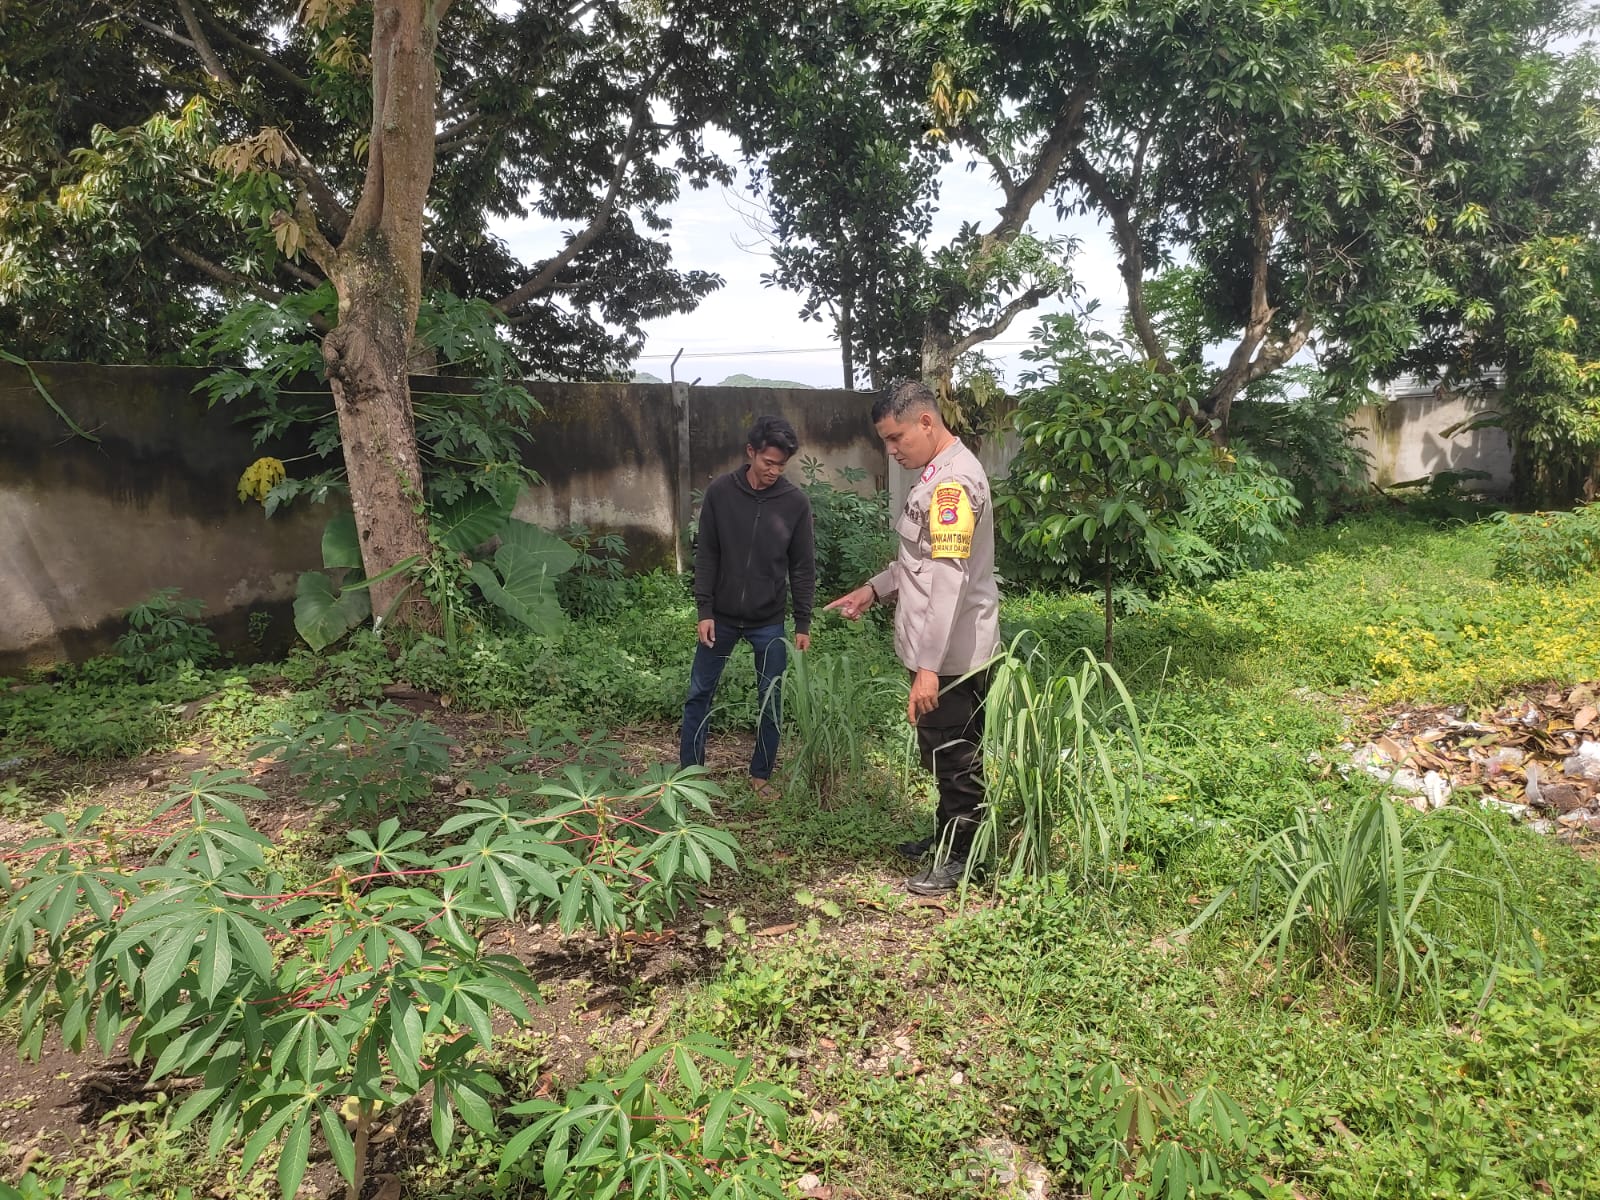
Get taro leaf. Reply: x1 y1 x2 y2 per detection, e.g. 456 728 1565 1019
294 570 372 651
433 485 518 553
496 519 580 576
466 551 566 636
321 511 363 570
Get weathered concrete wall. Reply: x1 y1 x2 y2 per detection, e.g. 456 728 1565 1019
0 363 885 671
1352 386 1513 496
0 363 326 674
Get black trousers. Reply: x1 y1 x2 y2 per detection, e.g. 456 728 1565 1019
915 668 991 859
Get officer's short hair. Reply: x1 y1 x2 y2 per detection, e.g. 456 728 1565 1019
747 414 799 458
872 378 941 424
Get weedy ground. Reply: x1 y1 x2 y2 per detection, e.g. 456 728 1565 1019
2 509 1599 1199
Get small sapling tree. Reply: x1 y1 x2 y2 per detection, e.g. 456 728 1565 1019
998 315 1215 660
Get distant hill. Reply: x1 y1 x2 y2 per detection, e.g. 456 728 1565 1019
715 373 815 390
631 371 665 384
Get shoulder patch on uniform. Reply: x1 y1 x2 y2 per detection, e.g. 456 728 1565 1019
928 482 974 559
920 462 937 483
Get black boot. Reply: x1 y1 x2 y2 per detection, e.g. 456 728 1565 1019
894 834 934 862
906 856 971 895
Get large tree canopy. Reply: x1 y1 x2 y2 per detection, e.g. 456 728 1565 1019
0 0 741 376
738 0 1600 490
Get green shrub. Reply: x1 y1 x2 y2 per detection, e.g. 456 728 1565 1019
1170 450 1301 584
1230 370 1374 521
1185 793 1525 1007
1488 502 1600 583
800 456 896 597
115 588 219 680
556 523 629 619
0 672 215 760
252 701 453 822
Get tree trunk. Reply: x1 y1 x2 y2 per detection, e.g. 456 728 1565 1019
839 292 856 389
324 238 437 634
296 0 453 636
1102 559 1115 663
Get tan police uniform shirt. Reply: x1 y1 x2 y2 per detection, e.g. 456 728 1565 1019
868 438 1000 675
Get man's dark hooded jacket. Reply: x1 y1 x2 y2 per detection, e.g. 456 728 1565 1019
693 469 815 633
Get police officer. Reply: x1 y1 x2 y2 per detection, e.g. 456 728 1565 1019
825 379 1000 894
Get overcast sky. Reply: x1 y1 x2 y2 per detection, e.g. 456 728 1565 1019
493 133 1124 390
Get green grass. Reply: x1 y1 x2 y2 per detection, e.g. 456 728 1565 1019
4 511 1600 1200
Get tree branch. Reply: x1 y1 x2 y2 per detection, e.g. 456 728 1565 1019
950 284 1054 359
435 108 485 146
349 3 400 241
168 240 274 295
1247 309 1314 383
1071 143 1174 376
957 124 1020 209
494 70 660 315
196 10 316 96
983 76 1097 248
279 139 352 241
174 0 236 89
275 185 340 279
168 241 329 332
276 256 326 289
108 7 196 55
1211 167 1277 409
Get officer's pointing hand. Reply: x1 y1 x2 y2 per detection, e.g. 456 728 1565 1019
824 585 875 621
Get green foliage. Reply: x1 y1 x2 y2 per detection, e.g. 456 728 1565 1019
3 5 733 373
1170 450 1302 584
975 639 1151 888
1488 503 1600 584
1186 793 1523 1007
114 589 219 681
557 524 630 620
196 288 549 515
1009 1057 1282 1200
0 673 205 761
498 1037 791 1198
252 702 453 823
293 495 584 653
464 517 580 636
999 315 1217 656
0 758 740 1200
732 3 935 388
777 637 902 805
1230 370 1376 520
799 457 896 598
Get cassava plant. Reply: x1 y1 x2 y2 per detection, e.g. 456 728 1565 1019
498 1035 792 1198
0 762 739 1199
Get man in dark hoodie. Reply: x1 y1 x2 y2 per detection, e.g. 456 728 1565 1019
680 414 816 790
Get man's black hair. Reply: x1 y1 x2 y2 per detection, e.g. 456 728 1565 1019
747 414 799 457
871 378 942 424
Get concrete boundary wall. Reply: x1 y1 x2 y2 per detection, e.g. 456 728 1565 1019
0 363 884 672
1351 386 1512 495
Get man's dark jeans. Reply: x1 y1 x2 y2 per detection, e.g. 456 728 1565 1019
679 621 787 780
